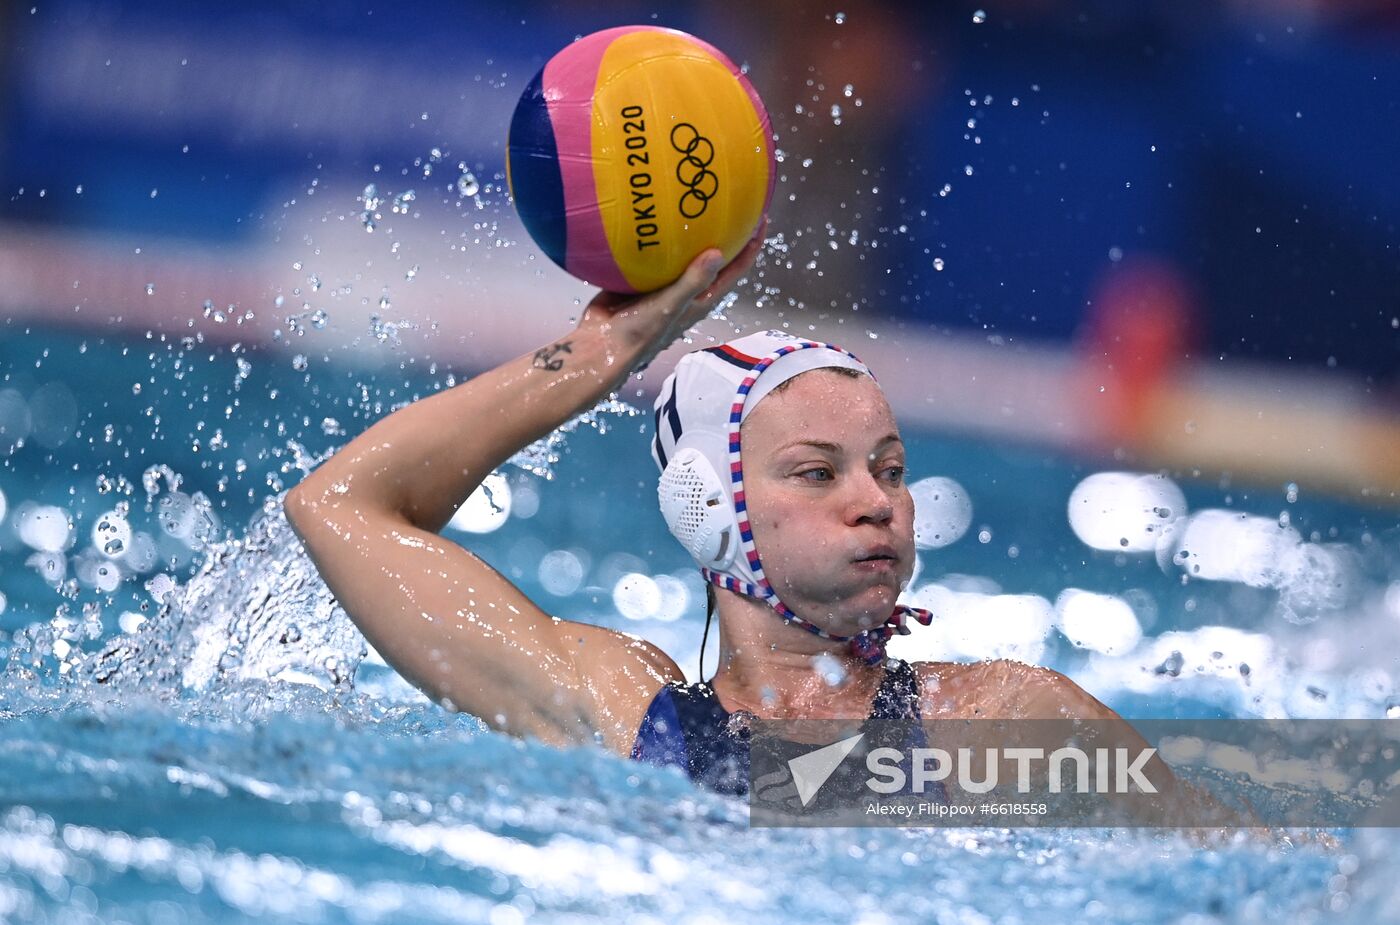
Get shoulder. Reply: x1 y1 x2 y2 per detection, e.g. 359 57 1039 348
911 658 1115 720
568 622 684 678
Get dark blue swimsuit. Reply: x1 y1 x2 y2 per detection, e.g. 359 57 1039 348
631 658 935 798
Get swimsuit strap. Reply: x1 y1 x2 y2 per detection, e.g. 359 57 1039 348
631 659 930 798
869 657 922 721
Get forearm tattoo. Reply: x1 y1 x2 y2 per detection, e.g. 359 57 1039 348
532 340 573 371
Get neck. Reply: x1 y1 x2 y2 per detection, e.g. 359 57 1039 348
706 588 882 715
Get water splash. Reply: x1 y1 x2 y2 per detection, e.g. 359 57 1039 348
60 497 367 707
506 396 643 480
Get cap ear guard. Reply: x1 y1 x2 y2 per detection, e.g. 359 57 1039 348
657 447 741 570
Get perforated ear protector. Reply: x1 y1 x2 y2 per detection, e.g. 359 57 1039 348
657 447 740 570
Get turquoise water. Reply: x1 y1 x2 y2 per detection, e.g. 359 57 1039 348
0 325 1395 922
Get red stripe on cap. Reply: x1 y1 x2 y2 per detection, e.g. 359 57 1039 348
717 345 762 365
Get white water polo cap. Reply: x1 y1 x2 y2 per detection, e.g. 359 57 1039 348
650 329 933 664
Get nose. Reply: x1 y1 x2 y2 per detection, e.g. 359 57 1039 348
847 469 894 525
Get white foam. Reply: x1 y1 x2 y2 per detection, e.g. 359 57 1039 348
892 582 1053 663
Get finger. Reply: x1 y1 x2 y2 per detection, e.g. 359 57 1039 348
664 248 725 308
697 232 765 304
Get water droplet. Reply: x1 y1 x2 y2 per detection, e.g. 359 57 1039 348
933 257 945 271
834 11 846 24
93 510 131 559
1285 482 1299 503
812 652 849 687
144 283 155 295
379 295 391 310
456 172 480 197
310 309 328 330
977 527 992 544
405 265 419 281
292 354 309 372
1154 650 1184 677
972 9 987 23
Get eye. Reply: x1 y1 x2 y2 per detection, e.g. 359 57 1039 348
796 466 834 482
882 465 906 483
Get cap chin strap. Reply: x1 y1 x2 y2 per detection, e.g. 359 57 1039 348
700 567 933 665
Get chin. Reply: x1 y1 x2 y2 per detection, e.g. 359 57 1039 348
786 581 900 632
850 589 901 628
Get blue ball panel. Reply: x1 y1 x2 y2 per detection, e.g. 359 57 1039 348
507 67 568 270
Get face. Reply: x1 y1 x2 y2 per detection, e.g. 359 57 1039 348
739 369 916 634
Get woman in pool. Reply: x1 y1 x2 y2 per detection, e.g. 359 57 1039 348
284 240 1155 799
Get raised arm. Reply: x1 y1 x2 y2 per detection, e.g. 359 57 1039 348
284 236 762 755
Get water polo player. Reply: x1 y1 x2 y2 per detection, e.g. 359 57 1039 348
282 244 1195 802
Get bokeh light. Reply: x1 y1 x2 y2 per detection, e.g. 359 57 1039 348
909 475 973 549
447 472 511 534
1054 588 1143 655
1067 471 1186 553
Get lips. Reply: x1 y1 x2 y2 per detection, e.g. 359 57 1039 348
854 545 898 563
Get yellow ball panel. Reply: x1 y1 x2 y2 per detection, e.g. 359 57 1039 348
590 31 771 292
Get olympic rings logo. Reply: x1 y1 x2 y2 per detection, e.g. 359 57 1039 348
670 123 718 219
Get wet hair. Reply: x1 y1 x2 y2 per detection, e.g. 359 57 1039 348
764 364 863 397
700 365 866 676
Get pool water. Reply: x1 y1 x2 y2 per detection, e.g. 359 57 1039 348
0 323 1395 923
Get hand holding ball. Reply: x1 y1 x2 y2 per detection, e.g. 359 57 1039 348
507 26 774 294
